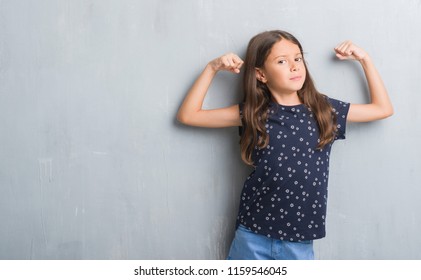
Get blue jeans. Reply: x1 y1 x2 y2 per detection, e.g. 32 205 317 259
227 225 314 260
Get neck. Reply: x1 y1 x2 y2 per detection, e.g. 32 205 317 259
270 91 302 106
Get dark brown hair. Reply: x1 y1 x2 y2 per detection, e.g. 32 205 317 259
240 30 337 165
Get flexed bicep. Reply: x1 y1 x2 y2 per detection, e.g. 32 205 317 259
178 104 242 128
348 103 392 122
177 53 244 128
335 41 393 123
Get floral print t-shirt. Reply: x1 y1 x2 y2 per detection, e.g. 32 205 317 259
236 97 350 242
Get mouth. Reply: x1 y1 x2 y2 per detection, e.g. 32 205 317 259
290 76 302 81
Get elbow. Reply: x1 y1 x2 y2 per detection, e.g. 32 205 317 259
383 105 394 119
176 111 186 124
375 101 394 120
176 111 191 125
375 107 393 121
387 108 394 118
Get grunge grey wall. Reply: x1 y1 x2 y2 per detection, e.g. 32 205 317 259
0 0 420 259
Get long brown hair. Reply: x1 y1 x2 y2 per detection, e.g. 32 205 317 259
240 30 337 165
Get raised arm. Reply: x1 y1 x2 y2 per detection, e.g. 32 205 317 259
334 41 394 122
176 53 244 128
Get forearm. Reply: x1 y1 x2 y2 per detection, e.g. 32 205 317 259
177 64 217 122
360 56 393 116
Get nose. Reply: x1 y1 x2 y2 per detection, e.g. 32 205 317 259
291 62 299 72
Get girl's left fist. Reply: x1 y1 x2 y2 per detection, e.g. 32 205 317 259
334 41 368 61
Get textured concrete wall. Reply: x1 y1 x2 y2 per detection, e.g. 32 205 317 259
0 0 420 259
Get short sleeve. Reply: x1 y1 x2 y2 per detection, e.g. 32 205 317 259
328 98 350 140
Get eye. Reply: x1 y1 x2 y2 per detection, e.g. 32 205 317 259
278 60 287 64
295 57 303 62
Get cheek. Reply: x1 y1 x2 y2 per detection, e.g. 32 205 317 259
271 68 290 80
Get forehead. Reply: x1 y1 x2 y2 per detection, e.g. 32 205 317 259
268 39 301 58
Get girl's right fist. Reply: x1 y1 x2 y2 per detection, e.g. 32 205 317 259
209 53 244 74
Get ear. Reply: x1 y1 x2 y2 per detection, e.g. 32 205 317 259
255 68 267 83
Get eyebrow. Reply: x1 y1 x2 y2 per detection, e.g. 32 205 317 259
273 53 303 60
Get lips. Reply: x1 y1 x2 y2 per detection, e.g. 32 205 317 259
290 76 302 81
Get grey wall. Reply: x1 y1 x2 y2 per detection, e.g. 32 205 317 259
0 0 420 260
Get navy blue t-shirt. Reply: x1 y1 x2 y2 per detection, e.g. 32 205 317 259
237 97 350 242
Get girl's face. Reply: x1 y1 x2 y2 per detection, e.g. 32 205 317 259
256 39 306 98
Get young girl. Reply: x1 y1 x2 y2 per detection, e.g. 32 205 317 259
177 30 393 260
